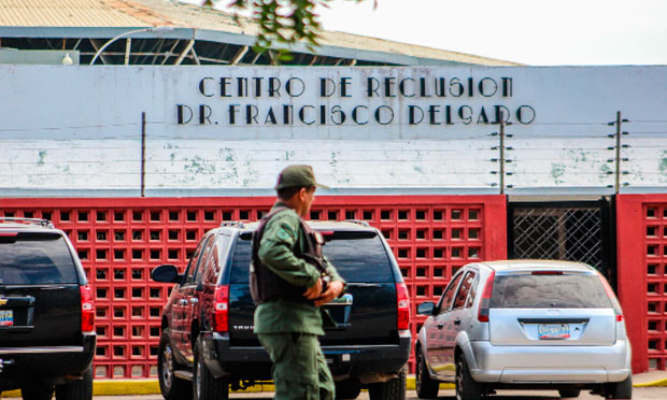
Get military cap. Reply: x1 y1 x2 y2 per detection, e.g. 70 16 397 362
275 165 330 190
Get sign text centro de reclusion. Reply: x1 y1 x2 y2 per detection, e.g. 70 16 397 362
175 74 536 127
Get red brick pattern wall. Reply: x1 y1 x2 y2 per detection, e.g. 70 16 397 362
0 196 507 378
617 195 667 372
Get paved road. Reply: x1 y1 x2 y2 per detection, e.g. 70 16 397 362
82 387 667 400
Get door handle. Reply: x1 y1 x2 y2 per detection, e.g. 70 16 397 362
190 298 199 304
454 319 461 326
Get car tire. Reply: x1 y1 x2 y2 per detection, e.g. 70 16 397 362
416 349 439 399
606 375 632 399
158 329 192 400
367 369 406 400
22 383 53 400
193 338 229 400
54 366 93 400
456 356 482 400
558 389 581 398
335 380 361 400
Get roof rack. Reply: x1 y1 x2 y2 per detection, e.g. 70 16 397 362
220 221 245 228
0 217 55 228
343 219 370 227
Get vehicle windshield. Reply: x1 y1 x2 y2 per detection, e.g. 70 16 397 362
490 273 612 309
0 233 79 285
229 233 395 284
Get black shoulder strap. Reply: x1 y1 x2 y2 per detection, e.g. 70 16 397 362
252 207 290 247
296 219 328 274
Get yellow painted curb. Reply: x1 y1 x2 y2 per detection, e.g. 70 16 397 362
93 380 159 396
634 378 667 388
1 380 274 398
93 380 277 395
405 377 455 390
9 376 661 396
1 377 454 397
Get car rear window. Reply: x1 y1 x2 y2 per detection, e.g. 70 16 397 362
490 274 612 309
0 233 79 285
229 232 395 284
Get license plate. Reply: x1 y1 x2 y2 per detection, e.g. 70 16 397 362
538 323 570 340
0 310 13 327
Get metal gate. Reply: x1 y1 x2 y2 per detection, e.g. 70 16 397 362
508 199 615 281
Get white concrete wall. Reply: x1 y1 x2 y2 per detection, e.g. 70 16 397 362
1 65 665 196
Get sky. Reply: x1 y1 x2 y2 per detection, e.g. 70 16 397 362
182 0 667 66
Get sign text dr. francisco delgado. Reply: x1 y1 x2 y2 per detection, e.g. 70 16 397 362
176 73 536 127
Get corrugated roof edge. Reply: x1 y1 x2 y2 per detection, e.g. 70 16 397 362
143 0 523 66
0 0 522 66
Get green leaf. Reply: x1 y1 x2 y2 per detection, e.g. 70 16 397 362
207 0 373 64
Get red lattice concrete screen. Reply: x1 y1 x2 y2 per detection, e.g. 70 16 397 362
617 194 667 372
0 195 507 378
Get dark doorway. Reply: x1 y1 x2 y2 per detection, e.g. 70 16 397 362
508 199 615 284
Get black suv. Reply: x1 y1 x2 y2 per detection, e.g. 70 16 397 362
0 218 96 400
152 220 411 400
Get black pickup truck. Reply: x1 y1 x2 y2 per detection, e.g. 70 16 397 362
0 218 96 400
152 220 411 400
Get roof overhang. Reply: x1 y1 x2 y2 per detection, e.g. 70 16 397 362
0 26 494 66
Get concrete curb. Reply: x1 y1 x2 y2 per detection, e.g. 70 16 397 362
1 375 662 397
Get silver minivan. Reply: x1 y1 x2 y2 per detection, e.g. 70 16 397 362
415 260 632 400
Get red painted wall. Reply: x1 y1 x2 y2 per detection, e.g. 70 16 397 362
617 195 667 373
0 195 507 378
5 194 666 374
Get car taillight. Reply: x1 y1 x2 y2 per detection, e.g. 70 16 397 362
213 285 229 333
396 282 410 331
477 271 496 323
80 285 95 332
599 274 624 322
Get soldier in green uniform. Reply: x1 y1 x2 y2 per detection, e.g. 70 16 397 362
251 165 346 400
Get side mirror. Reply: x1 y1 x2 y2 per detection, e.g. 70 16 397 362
151 264 181 283
417 301 436 316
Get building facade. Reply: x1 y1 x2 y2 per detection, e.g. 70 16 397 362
1 65 667 378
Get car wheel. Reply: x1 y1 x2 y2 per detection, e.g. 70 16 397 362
416 349 439 399
193 338 229 400
54 366 93 400
335 380 361 400
455 356 482 400
158 329 192 400
367 369 406 400
558 389 581 398
606 375 632 399
22 383 53 400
